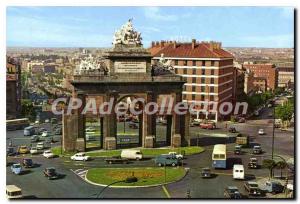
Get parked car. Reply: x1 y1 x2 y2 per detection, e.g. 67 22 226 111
11 163 22 175
7 147 15 156
70 153 91 161
37 128 47 135
253 145 262 154
17 146 29 154
168 152 183 160
200 121 216 130
258 129 265 135
30 147 39 155
43 150 54 158
22 158 34 168
154 154 179 167
36 142 45 150
224 186 242 199
201 167 212 178
121 149 143 160
43 167 58 180
55 128 62 135
228 127 237 133
260 180 284 194
248 158 259 169
6 185 22 199
244 181 261 196
233 164 245 180
30 135 40 142
234 145 242 155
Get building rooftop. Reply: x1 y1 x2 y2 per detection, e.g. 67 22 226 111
150 40 233 59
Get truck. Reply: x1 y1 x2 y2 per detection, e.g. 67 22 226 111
235 134 249 147
260 180 284 194
105 156 129 164
121 149 143 160
233 164 245 180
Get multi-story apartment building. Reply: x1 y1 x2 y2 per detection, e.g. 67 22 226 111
150 40 234 121
243 63 278 91
233 66 245 101
6 57 22 119
253 77 267 92
277 66 294 88
244 69 256 95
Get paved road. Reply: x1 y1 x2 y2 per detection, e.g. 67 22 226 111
6 106 294 198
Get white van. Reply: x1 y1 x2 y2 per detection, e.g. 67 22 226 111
6 185 22 199
233 164 245 180
121 149 143 160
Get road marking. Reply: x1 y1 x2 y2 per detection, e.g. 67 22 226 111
162 185 171 198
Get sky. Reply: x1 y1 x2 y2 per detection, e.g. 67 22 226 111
6 7 294 48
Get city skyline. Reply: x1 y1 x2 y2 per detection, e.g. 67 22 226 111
7 7 294 48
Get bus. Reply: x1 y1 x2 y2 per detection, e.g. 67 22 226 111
212 144 227 169
24 126 35 136
6 118 30 131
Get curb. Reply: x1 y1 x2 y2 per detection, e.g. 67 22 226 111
82 168 188 189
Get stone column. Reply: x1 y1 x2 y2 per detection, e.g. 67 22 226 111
76 93 86 152
171 92 182 147
143 92 156 148
103 91 118 150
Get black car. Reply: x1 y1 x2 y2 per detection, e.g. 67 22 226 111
43 167 59 180
248 158 259 169
224 186 242 198
244 181 261 196
22 158 34 168
228 127 237 133
201 167 212 178
30 135 40 142
234 145 242 155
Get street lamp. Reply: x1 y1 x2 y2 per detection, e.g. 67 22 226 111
95 176 138 198
271 106 275 160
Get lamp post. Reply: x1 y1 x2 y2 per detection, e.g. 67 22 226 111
271 107 275 160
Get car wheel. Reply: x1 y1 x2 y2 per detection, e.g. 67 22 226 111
171 163 176 167
136 157 140 161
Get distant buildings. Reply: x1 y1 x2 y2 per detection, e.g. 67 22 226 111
277 66 294 89
6 57 22 119
243 63 278 91
150 40 234 121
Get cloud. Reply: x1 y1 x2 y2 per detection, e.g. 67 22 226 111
143 7 178 21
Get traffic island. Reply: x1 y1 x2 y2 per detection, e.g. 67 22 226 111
85 167 187 188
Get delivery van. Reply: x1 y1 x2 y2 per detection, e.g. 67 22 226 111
6 185 22 199
233 164 245 180
121 149 143 160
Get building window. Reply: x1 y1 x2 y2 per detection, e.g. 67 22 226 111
210 86 214 93
192 86 196 92
201 95 205 101
210 95 214 101
192 77 196 83
192 68 196 75
193 61 196 66
174 68 178 74
192 94 195 100
202 61 205 66
210 78 214 84
201 86 205 92
201 77 205 84
175 60 178 65
183 69 187 74
211 61 215 66
211 69 215 75
183 60 188 66
201 69 205 75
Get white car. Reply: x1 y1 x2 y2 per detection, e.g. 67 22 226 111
30 147 39 154
258 129 265 135
41 131 50 137
45 119 50 123
36 142 44 150
70 153 91 161
43 150 54 158
168 152 184 160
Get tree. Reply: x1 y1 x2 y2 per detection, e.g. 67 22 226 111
262 159 276 179
275 101 294 128
275 161 287 179
21 99 36 121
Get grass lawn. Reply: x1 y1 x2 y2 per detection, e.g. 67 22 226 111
86 167 186 186
52 146 204 157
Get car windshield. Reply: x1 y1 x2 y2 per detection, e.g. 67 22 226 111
14 164 21 168
249 183 258 188
47 168 56 173
24 159 32 164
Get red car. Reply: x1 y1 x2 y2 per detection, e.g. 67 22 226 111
200 121 216 130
